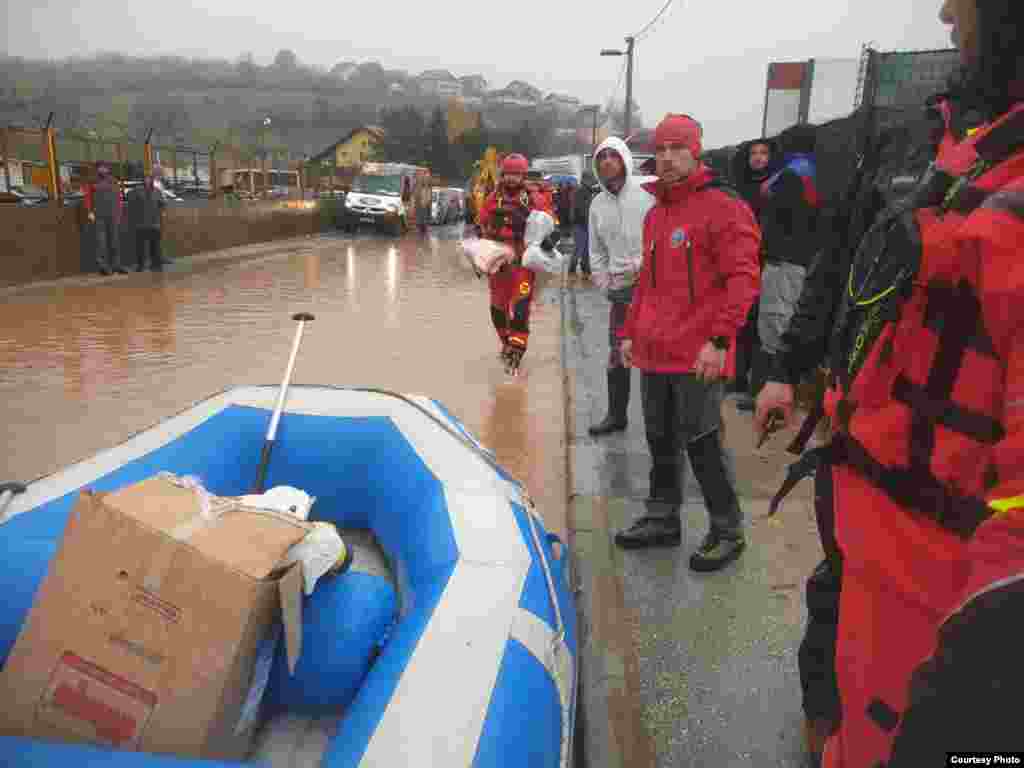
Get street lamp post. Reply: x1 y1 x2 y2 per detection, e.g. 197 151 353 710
262 117 271 196
600 36 635 139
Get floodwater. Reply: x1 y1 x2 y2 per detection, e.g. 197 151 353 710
0 226 569 536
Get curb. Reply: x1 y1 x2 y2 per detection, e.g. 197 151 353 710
559 280 657 768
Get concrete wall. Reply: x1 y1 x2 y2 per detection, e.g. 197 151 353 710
0 199 330 287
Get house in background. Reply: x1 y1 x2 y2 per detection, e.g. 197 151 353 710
417 70 463 99
310 126 386 169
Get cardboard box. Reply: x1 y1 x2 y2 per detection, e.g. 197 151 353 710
0 475 310 760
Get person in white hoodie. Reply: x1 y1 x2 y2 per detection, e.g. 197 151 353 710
587 136 657 436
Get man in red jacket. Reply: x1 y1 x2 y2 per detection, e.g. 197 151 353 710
616 114 761 571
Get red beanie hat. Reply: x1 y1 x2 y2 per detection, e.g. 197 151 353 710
653 114 703 156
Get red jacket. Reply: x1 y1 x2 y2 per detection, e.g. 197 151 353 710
814 100 1024 766
617 166 761 373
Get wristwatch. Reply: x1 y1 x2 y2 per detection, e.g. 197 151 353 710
709 336 730 351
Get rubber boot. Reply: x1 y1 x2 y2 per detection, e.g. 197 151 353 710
589 367 630 436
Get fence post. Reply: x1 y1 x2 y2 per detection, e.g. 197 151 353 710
1 126 10 193
144 128 154 177
210 144 218 200
43 116 61 205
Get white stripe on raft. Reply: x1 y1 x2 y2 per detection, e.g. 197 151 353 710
509 608 574 768
361 559 530 767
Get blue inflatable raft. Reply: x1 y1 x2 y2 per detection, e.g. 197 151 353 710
0 385 578 768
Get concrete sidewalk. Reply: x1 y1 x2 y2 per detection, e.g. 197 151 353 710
561 275 824 767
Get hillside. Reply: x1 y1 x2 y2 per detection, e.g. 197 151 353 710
0 52 617 161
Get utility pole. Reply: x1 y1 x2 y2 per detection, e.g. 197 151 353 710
624 36 635 140
601 36 636 138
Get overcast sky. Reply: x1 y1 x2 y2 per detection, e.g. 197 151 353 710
5 0 954 147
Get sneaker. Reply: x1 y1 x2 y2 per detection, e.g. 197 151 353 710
689 531 746 572
614 516 681 549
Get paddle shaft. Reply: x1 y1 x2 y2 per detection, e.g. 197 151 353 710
253 313 314 494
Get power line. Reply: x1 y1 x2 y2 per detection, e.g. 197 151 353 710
634 0 674 41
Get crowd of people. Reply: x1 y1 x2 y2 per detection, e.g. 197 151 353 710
474 0 1022 762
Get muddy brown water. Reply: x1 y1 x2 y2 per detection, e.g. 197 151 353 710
0 229 568 537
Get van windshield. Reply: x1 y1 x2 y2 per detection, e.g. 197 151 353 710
351 175 403 196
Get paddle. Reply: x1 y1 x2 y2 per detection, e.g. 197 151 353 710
253 313 315 494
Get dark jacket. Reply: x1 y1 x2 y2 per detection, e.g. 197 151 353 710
757 124 820 269
572 180 596 225
730 137 779 223
768 94 983 388
130 183 166 230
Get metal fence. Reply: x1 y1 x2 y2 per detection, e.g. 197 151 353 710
2 123 309 201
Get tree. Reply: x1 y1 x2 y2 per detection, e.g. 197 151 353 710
274 49 298 71
376 106 427 165
426 106 454 180
130 96 191 145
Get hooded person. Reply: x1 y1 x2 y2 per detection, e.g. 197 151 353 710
729 136 778 408
587 136 657 436
730 137 779 221
476 153 554 375
85 161 127 275
614 113 761 571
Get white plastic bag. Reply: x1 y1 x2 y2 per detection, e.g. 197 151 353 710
281 521 349 595
522 243 566 274
523 210 556 247
236 486 317 520
460 236 515 275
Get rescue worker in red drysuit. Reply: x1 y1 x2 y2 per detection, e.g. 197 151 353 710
476 153 554 375
756 0 1024 763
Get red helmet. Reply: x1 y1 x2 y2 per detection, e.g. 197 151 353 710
501 154 529 175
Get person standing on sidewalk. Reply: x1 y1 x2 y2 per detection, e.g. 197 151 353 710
130 166 167 272
587 137 656 436
85 161 127 275
756 0 1024 762
568 171 598 279
750 123 820 401
729 137 777 410
615 114 761 572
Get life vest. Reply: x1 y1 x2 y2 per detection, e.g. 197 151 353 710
486 188 533 243
818 101 1024 539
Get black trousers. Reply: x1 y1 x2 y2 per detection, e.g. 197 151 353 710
798 462 842 723
136 227 163 271
640 373 743 537
733 301 759 390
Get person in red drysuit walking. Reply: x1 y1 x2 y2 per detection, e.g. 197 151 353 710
476 153 554 375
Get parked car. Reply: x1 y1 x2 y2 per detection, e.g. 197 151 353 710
123 180 183 203
3 185 50 207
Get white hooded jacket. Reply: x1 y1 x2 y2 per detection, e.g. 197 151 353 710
587 136 656 292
